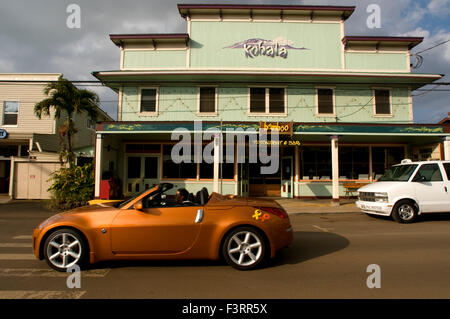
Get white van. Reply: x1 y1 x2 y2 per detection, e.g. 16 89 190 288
356 160 450 223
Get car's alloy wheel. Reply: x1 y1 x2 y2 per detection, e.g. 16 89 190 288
392 200 418 223
223 227 267 270
44 229 86 271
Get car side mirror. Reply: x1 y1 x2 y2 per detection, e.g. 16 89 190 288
134 201 143 211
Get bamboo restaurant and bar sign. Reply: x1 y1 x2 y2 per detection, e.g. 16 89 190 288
92 3 450 202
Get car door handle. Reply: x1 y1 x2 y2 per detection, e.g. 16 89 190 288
195 209 204 223
445 186 448 193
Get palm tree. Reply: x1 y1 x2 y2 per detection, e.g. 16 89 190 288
34 76 100 165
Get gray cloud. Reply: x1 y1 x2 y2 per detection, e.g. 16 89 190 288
0 0 448 122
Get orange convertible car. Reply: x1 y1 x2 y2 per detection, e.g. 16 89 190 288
33 183 293 271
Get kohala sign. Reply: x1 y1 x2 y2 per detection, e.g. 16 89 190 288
224 37 308 59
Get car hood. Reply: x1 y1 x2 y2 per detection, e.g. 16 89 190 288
358 181 407 192
37 204 118 230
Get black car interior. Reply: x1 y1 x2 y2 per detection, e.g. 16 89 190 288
141 184 210 208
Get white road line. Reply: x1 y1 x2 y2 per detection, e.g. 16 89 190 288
312 225 330 232
13 235 32 240
0 243 32 248
0 290 86 299
0 254 35 260
0 268 110 278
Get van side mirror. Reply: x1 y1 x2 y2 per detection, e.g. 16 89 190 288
134 201 143 210
413 175 426 182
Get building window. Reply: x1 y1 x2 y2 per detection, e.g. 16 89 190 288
317 88 335 115
374 89 391 115
199 87 217 114
86 119 95 130
371 146 405 180
249 87 285 115
339 147 369 180
140 88 158 113
300 146 331 180
3 101 19 125
162 144 196 179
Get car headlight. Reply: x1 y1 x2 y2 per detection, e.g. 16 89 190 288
374 192 388 203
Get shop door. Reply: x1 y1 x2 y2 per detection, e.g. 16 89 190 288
142 156 160 190
126 155 160 193
281 157 293 198
239 162 249 196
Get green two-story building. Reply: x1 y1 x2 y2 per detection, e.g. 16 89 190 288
93 3 450 201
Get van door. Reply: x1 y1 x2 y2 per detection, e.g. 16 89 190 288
441 162 450 209
411 163 447 212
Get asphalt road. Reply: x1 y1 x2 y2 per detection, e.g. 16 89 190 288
0 200 449 299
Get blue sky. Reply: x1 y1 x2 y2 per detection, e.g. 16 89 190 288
0 0 448 123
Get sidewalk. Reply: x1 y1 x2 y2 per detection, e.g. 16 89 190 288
274 198 361 214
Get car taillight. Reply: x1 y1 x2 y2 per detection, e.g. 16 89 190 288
258 207 288 219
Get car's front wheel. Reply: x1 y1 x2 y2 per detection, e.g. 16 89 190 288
222 227 268 270
392 200 418 223
43 228 87 272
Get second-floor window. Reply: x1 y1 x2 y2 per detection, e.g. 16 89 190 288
140 88 158 113
199 87 217 114
374 89 391 115
3 101 19 125
249 87 286 114
317 88 335 115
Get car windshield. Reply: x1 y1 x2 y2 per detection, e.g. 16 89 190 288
378 164 418 182
114 189 149 208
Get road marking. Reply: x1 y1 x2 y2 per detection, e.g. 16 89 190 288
0 268 110 278
13 235 32 240
0 290 86 299
0 243 32 248
0 254 35 260
312 225 331 232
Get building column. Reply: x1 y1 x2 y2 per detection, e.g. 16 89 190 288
330 135 340 205
213 133 221 193
294 145 300 198
444 137 450 160
94 133 103 198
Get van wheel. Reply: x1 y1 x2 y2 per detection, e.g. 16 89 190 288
392 200 418 223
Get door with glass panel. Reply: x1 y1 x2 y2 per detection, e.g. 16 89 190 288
411 163 447 212
281 157 293 198
126 155 160 194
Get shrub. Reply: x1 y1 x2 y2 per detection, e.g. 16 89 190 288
47 163 94 211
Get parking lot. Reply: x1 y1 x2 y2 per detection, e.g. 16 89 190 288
0 200 449 299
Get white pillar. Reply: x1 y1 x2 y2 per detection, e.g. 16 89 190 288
444 137 450 160
330 136 340 205
94 133 103 198
213 133 221 193
294 145 300 198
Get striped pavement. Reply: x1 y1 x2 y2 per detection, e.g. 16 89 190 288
0 234 110 299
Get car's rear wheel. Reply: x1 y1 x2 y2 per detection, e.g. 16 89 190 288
222 227 268 270
392 200 418 223
43 228 87 272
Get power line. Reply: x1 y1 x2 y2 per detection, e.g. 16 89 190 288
414 39 450 55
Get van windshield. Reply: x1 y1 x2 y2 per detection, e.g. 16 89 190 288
378 164 418 182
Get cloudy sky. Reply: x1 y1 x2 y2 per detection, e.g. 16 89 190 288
0 0 449 122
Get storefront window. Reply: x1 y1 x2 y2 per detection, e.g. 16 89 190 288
339 147 369 180
372 146 405 179
162 144 196 179
300 146 331 180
